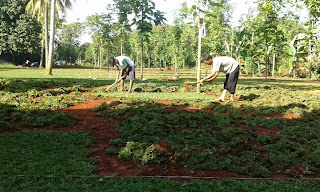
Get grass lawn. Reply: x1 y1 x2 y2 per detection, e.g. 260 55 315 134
1 131 319 191
0 68 319 191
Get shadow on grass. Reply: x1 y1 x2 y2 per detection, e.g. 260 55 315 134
96 98 320 178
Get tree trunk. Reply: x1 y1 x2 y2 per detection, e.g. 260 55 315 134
39 39 44 68
140 43 143 79
183 59 185 70
309 18 314 80
45 2 49 68
231 28 234 57
175 47 178 72
258 59 261 76
12 52 15 64
264 45 268 79
46 0 56 76
196 0 202 93
251 31 254 75
120 38 123 55
272 52 276 77
107 53 109 72
99 45 102 69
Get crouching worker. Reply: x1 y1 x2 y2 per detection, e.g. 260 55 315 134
200 54 240 101
108 56 135 93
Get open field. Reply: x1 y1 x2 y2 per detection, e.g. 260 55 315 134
0 68 320 191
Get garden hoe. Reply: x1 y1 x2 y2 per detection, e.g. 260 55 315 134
183 81 203 92
105 76 125 92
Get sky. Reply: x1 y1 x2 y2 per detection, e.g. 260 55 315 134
64 0 255 43
66 0 256 24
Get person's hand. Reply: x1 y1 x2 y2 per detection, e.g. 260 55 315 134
122 74 127 79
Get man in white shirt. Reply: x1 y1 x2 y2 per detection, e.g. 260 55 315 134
200 54 240 101
108 56 135 93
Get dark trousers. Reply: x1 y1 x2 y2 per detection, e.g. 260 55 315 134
224 65 240 94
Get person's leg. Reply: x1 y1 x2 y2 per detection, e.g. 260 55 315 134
119 80 124 92
119 68 126 92
127 80 133 93
218 73 230 101
126 66 135 93
226 66 240 101
218 89 228 101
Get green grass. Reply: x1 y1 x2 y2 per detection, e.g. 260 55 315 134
95 99 320 177
0 131 95 175
0 132 319 191
0 63 23 69
0 68 319 190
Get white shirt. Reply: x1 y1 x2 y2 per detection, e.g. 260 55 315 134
211 56 239 74
115 56 134 69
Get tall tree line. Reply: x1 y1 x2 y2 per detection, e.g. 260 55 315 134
0 0 319 79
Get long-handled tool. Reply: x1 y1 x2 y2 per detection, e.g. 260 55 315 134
183 81 203 92
105 76 125 92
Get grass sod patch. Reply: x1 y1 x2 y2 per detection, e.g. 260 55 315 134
0 79 94 111
1 177 320 191
0 131 96 177
99 99 320 177
0 103 80 129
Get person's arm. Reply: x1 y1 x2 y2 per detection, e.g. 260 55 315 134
207 72 219 82
200 72 219 84
115 69 121 82
124 65 130 76
122 59 130 78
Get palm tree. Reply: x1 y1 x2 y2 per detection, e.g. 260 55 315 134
25 0 74 75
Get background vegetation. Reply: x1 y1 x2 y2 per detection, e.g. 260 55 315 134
1 0 320 79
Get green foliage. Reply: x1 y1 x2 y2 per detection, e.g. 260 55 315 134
56 22 84 63
105 148 120 155
0 0 41 60
118 142 165 165
109 138 126 146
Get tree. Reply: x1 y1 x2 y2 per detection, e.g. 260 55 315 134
0 0 41 64
111 0 132 55
25 0 74 74
188 0 227 93
299 0 320 79
85 13 114 69
56 22 84 64
114 0 166 79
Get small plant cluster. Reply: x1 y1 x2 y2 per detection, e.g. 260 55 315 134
97 98 320 177
118 142 166 165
